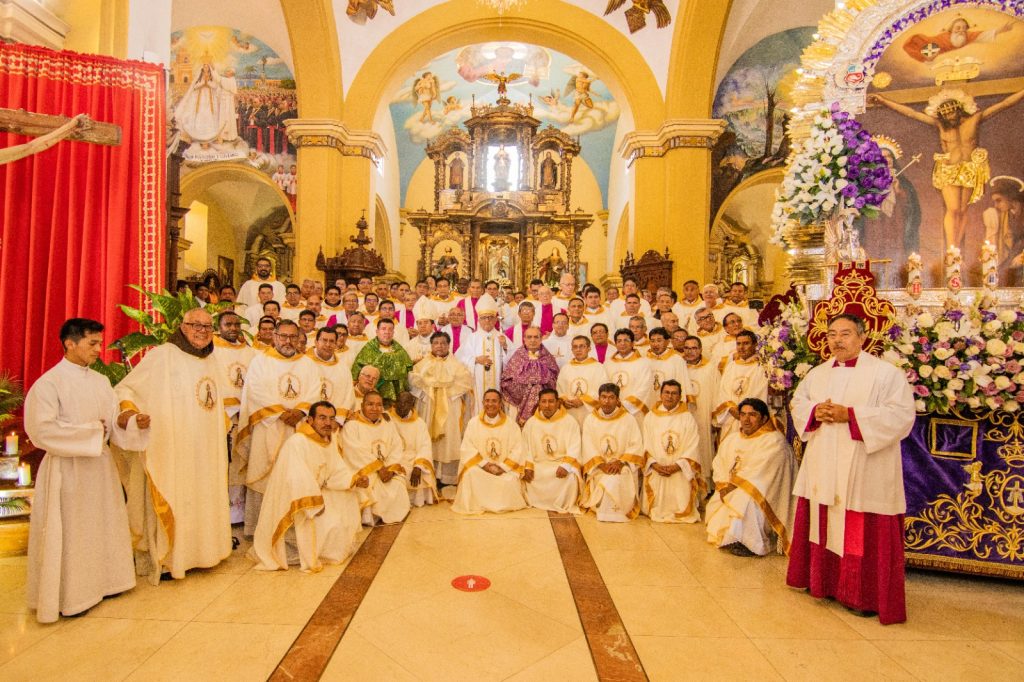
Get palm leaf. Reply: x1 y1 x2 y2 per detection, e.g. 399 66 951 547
114 331 160 359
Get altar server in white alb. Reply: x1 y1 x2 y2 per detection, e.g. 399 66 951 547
581 383 645 522
341 391 412 525
705 398 795 556
787 313 915 625
453 389 528 515
24 319 150 623
522 389 583 513
641 380 703 524
391 391 438 507
252 401 362 572
115 309 232 584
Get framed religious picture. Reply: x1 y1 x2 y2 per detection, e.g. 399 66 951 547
218 256 235 289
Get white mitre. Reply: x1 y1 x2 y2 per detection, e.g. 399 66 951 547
475 293 499 315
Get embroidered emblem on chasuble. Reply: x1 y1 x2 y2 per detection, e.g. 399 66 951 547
652 368 667 391
228 362 246 388
661 430 680 455
541 435 557 456
687 377 701 397
731 376 749 396
611 370 629 388
484 438 502 461
319 377 334 402
570 378 590 397
599 435 619 459
278 373 302 399
195 377 218 410
372 440 387 463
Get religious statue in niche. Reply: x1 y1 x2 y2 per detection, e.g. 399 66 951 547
413 72 441 123
346 0 395 25
493 146 511 192
868 86 1024 251
537 247 567 288
540 152 558 189
448 156 465 190
434 247 460 285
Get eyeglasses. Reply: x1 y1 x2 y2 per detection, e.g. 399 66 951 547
275 333 301 341
183 323 214 331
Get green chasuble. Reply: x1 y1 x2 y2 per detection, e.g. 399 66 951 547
352 338 413 403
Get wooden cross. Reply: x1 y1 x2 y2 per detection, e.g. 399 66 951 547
0 107 121 146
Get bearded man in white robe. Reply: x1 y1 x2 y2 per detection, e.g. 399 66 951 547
712 330 768 442
24 318 150 623
236 319 321 535
237 257 286 309
706 398 795 557
455 294 508 415
213 311 256 523
581 383 645 522
787 314 915 625
557 336 608 426
341 391 411 525
252 401 362 572
306 326 355 419
605 328 654 426
115 309 231 584
522 389 583 513
391 391 437 507
408 330 473 490
641 381 703 524
453 389 528 514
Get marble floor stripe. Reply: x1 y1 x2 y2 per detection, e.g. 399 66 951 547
268 523 404 682
548 512 648 682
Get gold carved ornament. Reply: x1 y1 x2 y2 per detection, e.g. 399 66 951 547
806 266 896 360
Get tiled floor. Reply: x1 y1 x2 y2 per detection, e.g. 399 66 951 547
2 506 1023 681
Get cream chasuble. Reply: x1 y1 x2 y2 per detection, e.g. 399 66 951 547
402 335 432 364
695 325 723 358
455 328 507 414
453 412 528 514
641 402 703 523
712 355 769 441
252 424 361 572
685 358 720 487
705 422 796 555
306 349 356 419
237 276 286 308
408 353 473 485
543 333 573 368
391 409 437 507
24 359 148 623
522 407 583 513
721 302 759 329
581 407 644 522
645 349 694 403
605 351 654 425
341 414 412 524
280 302 306 322
556 357 608 426
790 351 914 556
675 300 701 332
567 316 595 342
115 343 231 584
213 336 257 522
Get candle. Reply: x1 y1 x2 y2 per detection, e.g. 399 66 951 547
907 252 923 300
17 463 31 487
4 434 16 455
981 240 998 290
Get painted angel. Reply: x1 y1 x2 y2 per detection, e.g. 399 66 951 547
481 71 523 98
413 72 441 123
604 0 673 34
564 72 595 122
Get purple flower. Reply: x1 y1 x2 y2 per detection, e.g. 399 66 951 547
841 184 858 198
887 325 903 340
981 310 996 323
945 309 964 322
854 196 867 209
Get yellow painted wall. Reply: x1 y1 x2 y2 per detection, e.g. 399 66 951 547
205 202 240 280
48 0 128 57
183 200 208 275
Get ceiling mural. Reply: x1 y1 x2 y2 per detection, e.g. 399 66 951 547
389 41 622 205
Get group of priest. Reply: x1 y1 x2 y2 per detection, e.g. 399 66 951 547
23 263 916 627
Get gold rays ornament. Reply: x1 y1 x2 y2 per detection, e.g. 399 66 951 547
604 0 672 34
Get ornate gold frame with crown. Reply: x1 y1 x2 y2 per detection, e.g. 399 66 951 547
406 84 594 290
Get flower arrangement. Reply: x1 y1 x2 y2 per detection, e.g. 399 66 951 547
771 102 893 240
757 301 820 392
882 300 1024 415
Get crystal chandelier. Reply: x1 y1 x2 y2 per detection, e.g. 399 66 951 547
478 0 527 14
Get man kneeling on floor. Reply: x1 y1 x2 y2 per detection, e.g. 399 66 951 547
705 398 795 556
341 391 412 525
453 389 528 514
581 383 644 522
253 401 362 572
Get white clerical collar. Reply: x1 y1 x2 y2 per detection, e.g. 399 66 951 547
483 413 503 424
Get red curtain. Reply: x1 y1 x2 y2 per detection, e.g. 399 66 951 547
0 43 166 389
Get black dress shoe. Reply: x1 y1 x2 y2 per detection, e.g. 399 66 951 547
728 543 757 557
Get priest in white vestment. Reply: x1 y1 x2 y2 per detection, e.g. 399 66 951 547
237 257 287 309
605 329 654 426
711 312 746 370
557 336 609 426
213 311 257 524
306 327 355 419
706 398 795 556
522 390 583 513
674 280 702 331
453 390 528 514
115 309 232 583
252 402 362 572
543 313 573 367
641 381 703 523
645 327 693 403
712 330 768 442
236 319 321 535
391 392 437 507
408 330 473 489
720 282 760 329
24 319 150 623
341 392 412 524
692 307 724 357
787 314 915 625
455 294 508 415
581 383 645 522
680 334 719 490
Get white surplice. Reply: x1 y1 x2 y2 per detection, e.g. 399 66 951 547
581 407 645 522
341 414 412 524
605 351 654 426
24 359 148 623
306 349 356 419
645 349 694 404
252 424 361 572
641 402 703 523
453 412 527 514
522 407 583 513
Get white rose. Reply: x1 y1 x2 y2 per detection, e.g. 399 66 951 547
918 365 934 378
1015 372 1024 384
934 347 954 361
998 310 1017 324
986 397 1000 411
915 399 926 411
795 362 812 378
916 313 935 328
899 343 915 355
934 365 951 380
782 350 796 362
948 378 965 391
976 374 993 388
1005 400 1020 412
943 388 958 401
987 339 1008 356
984 320 1003 335
967 396 982 408
837 156 848 167
995 375 1012 391
934 322 956 342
